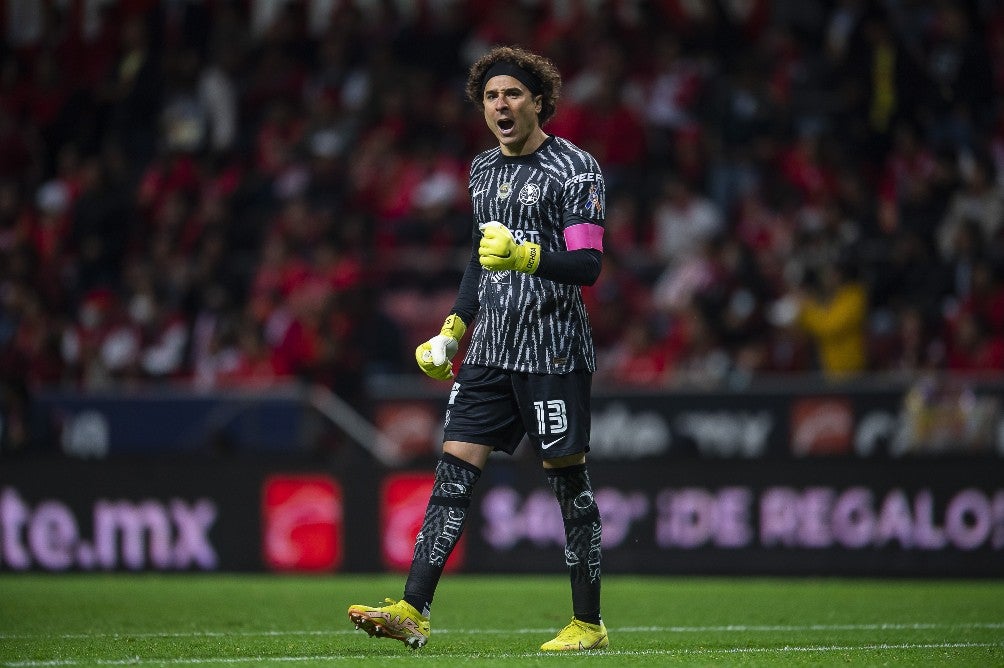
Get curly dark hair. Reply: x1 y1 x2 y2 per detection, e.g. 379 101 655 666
465 45 562 125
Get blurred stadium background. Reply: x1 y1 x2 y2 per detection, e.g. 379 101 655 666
1 0 1002 578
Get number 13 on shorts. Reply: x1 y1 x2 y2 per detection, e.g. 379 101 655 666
533 399 567 436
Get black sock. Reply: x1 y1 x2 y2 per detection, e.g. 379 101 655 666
545 464 602 625
403 453 481 616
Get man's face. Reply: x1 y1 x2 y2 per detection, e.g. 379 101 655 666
482 74 543 156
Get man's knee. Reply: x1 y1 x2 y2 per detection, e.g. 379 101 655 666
542 452 586 469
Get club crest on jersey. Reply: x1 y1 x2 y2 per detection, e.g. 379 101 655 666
518 182 541 206
497 182 512 200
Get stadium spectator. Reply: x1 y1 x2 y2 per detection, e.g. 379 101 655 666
599 317 673 387
793 258 869 378
649 174 724 268
882 304 944 376
935 154 1004 261
944 310 1004 374
95 14 161 170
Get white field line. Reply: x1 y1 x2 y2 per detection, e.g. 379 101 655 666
4 641 1004 667
1 621 1003 640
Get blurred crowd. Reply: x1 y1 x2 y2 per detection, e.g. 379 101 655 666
2 0 1004 449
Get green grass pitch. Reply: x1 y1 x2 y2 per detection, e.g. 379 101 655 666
1 574 1002 666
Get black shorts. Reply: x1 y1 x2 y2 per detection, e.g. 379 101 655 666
442 364 592 459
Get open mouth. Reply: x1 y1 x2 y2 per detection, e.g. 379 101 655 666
497 119 515 135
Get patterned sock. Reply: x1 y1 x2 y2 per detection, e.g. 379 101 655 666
403 453 481 616
545 464 602 625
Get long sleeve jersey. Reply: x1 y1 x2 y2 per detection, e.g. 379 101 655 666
452 135 606 374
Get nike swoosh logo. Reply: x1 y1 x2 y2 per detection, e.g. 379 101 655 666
473 189 490 198
541 436 566 450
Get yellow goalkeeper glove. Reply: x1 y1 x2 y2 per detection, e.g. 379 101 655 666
478 221 541 274
415 314 467 380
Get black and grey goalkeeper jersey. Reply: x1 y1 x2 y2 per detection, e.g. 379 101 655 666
462 135 606 374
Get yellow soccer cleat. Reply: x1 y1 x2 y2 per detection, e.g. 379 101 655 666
347 598 430 650
540 618 609 651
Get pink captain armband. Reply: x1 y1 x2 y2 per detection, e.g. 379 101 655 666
563 222 604 252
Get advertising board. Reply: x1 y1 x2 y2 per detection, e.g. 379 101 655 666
2 458 1001 576
467 459 1004 576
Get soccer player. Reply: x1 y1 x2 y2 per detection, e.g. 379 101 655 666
348 45 608 652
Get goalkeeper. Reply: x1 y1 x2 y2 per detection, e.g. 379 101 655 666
349 45 608 652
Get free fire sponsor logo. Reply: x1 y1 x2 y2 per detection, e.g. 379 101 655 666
790 398 854 456
262 475 342 572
